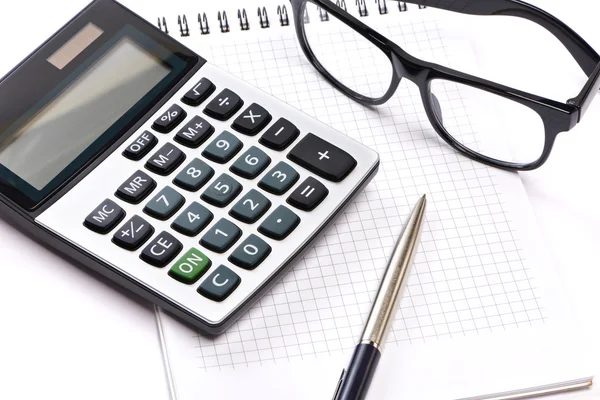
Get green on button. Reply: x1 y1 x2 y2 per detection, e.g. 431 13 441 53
168 248 211 284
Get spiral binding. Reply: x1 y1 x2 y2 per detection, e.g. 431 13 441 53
158 2 426 37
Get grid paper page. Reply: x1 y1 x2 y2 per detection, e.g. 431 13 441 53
165 11 545 368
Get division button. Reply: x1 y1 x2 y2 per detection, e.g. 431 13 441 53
143 186 185 221
202 131 243 164
145 142 186 176
123 131 158 161
112 215 154 250
173 158 214 192
288 133 357 182
231 103 272 135
174 116 214 148
229 189 271 224
228 234 271 270
258 162 299 195
200 218 242 253
171 202 214 237
198 265 241 302
258 205 300 240
287 177 328 211
230 146 271 179
169 248 212 284
259 118 300 150
152 104 186 133
140 231 182 267
115 170 157 204
181 78 216 106
84 199 125 234
204 89 244 121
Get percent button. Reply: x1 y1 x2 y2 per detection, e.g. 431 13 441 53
152 104 187 133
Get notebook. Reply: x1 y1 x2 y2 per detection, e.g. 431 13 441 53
120 0 593 398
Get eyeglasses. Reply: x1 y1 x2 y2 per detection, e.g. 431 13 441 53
289 0 600 170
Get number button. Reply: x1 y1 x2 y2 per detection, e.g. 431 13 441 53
181 78 216 106
169 248 212 284
258 206 300 240
84 199 125 234
259 118 300 150
202 131 243 164
200 218 242 253
173 158 214 192
112 215 154 250
230 146 271 179
204 89 244 121
115 170 156 204
152 104 186 133
198 265 241 302
123 131 157 161
171 202 214 237
258 162 299 195
144 186 185 220
140 231 182 267
287 177 329 211
201 174 242 207
145 142 186 176
229 189 271 224
228 234 271 270
231 103 272 136
174 116 214 148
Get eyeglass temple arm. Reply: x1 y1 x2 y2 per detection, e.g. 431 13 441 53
395 0 600 77
570 62 600 121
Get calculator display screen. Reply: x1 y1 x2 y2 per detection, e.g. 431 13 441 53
0 38 170 190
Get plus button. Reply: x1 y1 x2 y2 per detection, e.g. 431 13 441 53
318 151 330 161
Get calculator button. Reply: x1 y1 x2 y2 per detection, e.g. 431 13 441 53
84 199 125 234
287 177 329 211
152 104 187 133
202 131 243 164
232 103 272 136
230 146 271 179
181 78 216 106
258 162 299 195
123 131 157 161
115 170 156 204
145 142 186 176
198 265 241 302
140 231 182 267
144 186 185 220
204 89 244 121
258 205 300 240
171 202 214 237
228 234 271 270
112 215 154 250
229 189 271 224
259 118 300 150
200 218 242 253
201 174 242 207
169 248 212 284
174 116 214 148
173 158 214 192
288 133 357 182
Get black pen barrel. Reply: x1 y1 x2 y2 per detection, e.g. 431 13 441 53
334 344 381 400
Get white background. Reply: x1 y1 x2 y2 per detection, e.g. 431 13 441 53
0 0 598 399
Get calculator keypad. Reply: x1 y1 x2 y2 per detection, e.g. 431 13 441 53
39 64 379 330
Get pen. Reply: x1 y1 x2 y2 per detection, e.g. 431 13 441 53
332 194 427 400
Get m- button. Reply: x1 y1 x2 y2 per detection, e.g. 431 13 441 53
288 133 357 182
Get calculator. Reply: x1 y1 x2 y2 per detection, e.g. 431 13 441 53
0 0 379 334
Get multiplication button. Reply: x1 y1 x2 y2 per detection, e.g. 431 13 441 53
112 215 154 250
232 103 272 136
123 131 157 161
152 104 186 133
84 199 125 234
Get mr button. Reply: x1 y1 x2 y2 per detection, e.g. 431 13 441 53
115 170 156 204
288 133 357 182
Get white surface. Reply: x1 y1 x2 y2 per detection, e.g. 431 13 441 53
0 0 598 399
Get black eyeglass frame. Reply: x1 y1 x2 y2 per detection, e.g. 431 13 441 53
289 0 600 170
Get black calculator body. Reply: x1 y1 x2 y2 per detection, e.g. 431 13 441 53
0 0 379 334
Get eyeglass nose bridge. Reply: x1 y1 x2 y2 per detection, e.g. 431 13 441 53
390 52 430 85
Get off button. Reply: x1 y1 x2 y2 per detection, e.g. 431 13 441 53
123 131 158 161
